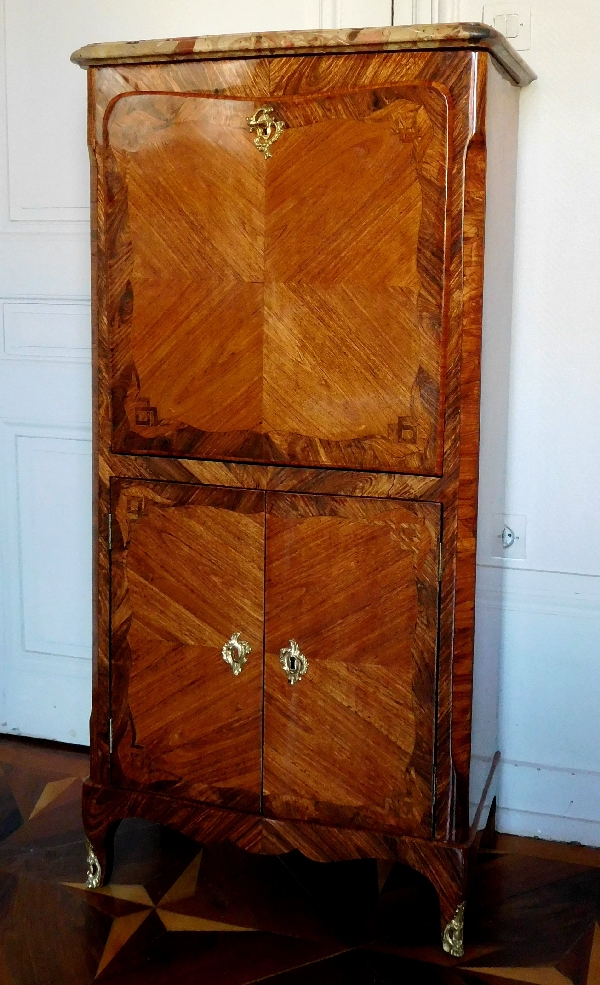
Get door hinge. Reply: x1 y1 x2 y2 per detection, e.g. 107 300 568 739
438 542 443 582
107 513 112 551
108 718 113 754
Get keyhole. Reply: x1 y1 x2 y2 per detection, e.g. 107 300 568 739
289 657 298 671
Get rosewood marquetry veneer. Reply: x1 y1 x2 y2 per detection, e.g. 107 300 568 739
72 23 535 956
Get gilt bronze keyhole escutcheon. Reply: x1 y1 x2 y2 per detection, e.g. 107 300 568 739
85 838 102 889
279 640 308 685
247 106 286 159
222 633 251 676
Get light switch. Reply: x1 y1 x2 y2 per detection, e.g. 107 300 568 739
490 514 527 561
483 2 531 50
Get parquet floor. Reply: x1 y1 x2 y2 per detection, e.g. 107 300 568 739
0 736 599 984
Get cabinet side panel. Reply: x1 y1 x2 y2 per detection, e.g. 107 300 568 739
431 51 483 841
90 66 111 785
470 58 520 826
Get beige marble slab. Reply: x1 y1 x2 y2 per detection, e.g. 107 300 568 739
71 22 536 87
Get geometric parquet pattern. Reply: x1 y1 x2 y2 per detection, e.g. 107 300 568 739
0 736 599 985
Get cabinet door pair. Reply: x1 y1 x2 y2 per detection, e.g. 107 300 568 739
110 480 441 838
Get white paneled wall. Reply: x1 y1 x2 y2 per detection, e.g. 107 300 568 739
0 296 93 742
475 567 600 844
2 301 91 361
17 434 92 661
4 0 327 223
0 1 331 744
393 1 460 23
0 422 92 741
462 0 600 845
321 1 392 27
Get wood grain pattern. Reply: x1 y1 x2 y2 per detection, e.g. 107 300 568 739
106 84 450 474
89 50 486 841
92 58 271 148
263 493 440 837
261 87 449 474
101 452 449 500
80 42 528 952
90 49 489 840
88 65 111 789
110 480 265 811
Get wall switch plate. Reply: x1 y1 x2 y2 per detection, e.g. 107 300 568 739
490 513 527 560
482 2 531 50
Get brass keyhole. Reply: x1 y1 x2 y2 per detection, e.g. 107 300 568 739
247 105 286 159
279 640 308 685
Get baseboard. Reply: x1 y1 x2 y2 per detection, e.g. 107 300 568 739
496 807 600 848
502 756 600 812
497 758 600 848
469 756 600 848
0 732 90 755
472 566 600 849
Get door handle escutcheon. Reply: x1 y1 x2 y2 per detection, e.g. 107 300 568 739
279 640 308 685
222 633 251 676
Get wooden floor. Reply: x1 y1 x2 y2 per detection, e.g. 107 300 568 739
0 737 599 984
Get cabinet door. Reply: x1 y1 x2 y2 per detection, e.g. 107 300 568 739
107 81 448 474
110 480 265 812
263 493 441 837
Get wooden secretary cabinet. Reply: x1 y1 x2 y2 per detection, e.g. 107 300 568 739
72 24 535 956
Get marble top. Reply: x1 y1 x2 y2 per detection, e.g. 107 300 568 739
71 22 536 86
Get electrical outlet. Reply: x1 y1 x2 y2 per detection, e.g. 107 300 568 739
490 513 527 560
482 2 531 50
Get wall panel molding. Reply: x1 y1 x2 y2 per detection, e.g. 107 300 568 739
319 0 339 25
321 0 393 28
3 0 89 221
473 564 600 846
0 420 92 671
0 0 88 235
2 0 329 223
1 297 91 362
0 418 93 739
15 430 92 660
393 0 461 24
477 584 600 619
